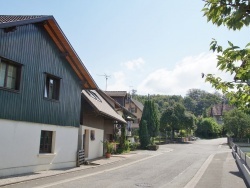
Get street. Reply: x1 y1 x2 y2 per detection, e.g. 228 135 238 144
1 138 247 188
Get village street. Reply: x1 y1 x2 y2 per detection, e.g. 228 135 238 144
1 138 247 188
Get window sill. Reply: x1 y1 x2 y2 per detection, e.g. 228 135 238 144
37 153 56 158
43 97 60 103
0 87 20 93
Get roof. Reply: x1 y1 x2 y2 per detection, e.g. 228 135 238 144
82 90 127 124
98 90 136 120
211 103 234 116
0 15 97 89
105 91 127 97
131 98 144 111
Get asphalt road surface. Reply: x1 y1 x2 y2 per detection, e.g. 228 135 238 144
2 138 247 188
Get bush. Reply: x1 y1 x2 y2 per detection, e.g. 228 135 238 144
124 140 130 152
147 145 159 150
129 142 139 151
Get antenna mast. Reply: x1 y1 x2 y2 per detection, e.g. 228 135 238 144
98 74 111 91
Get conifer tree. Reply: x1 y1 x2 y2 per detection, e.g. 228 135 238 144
139 120 150 149
140 100 159 142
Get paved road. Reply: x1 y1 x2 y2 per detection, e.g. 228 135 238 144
1 138 247 188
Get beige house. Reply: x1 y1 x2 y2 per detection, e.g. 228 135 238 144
80 90 126 160
101 91 137 136
125 98 144 129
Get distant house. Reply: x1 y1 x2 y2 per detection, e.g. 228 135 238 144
103 91 137 136
210 103 234 124
125 97 144 129
80 89 126 160
0 15 97 177
104 91 128 107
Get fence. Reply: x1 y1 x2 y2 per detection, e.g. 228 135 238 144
229 138 250 170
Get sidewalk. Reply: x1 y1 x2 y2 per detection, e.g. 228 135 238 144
0 149 162 187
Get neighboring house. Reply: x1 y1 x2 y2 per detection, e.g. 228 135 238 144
125 97 144 129
80 90 126 160
0 15 97 177
101 90 136 121
103 91 136 136
104 91 127 107
210 103 234 124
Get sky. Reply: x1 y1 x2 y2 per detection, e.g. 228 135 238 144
1 1 249 96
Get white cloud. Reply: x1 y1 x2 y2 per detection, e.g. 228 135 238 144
105 53 234 96
121 57 145 70
107 71 129 91
137 53 234 96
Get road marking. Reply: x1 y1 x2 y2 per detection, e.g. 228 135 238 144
34 150 173 188
184 154 215 188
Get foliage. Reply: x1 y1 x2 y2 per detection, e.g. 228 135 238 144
195 117 222 138
135 90 222 117
223 109 250 138
139 120 150 149
202 0 250 112
179 130 186 137
141 100 159 138
119 123 126 151
129 142 139 151
124 140 130 152
102 140 114 153
185 89 222 116
136 94 183 115
160 103 193 139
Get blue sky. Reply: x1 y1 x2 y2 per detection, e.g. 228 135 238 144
2 1 249 96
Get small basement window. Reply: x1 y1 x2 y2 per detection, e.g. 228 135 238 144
0 57 22 91
44 73 61 101
40 130 53 153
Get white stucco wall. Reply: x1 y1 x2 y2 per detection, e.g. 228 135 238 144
82 125 104 160
0 119 78 177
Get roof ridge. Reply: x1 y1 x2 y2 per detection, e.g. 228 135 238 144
0 15 52 24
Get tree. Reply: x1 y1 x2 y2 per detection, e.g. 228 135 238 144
183 112 196 135
139 120 150 149
160 103 189 139
223 109 250 138
202 0 250 112
196 117 222 138
119 123 126 151
141 100 159 140
185 89 222 116
160 106 178 140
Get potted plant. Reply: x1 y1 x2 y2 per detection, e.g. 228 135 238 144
102 140 114 158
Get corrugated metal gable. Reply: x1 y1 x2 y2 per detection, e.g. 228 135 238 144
0 23 81 127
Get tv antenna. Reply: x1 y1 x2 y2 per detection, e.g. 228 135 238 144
98 74 111 91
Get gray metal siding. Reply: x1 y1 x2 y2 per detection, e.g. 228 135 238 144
0 24 82 127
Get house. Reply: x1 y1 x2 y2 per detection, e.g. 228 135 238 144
125 97 144 129
103 91 137 137
104 91 128 107
0 15 97 177
210 103 234 124
80 89 126 160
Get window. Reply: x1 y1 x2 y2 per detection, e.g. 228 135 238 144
44 74 60 100
85 90 102 102
40 130 53 153
0 57 22 91
90 130 95 140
